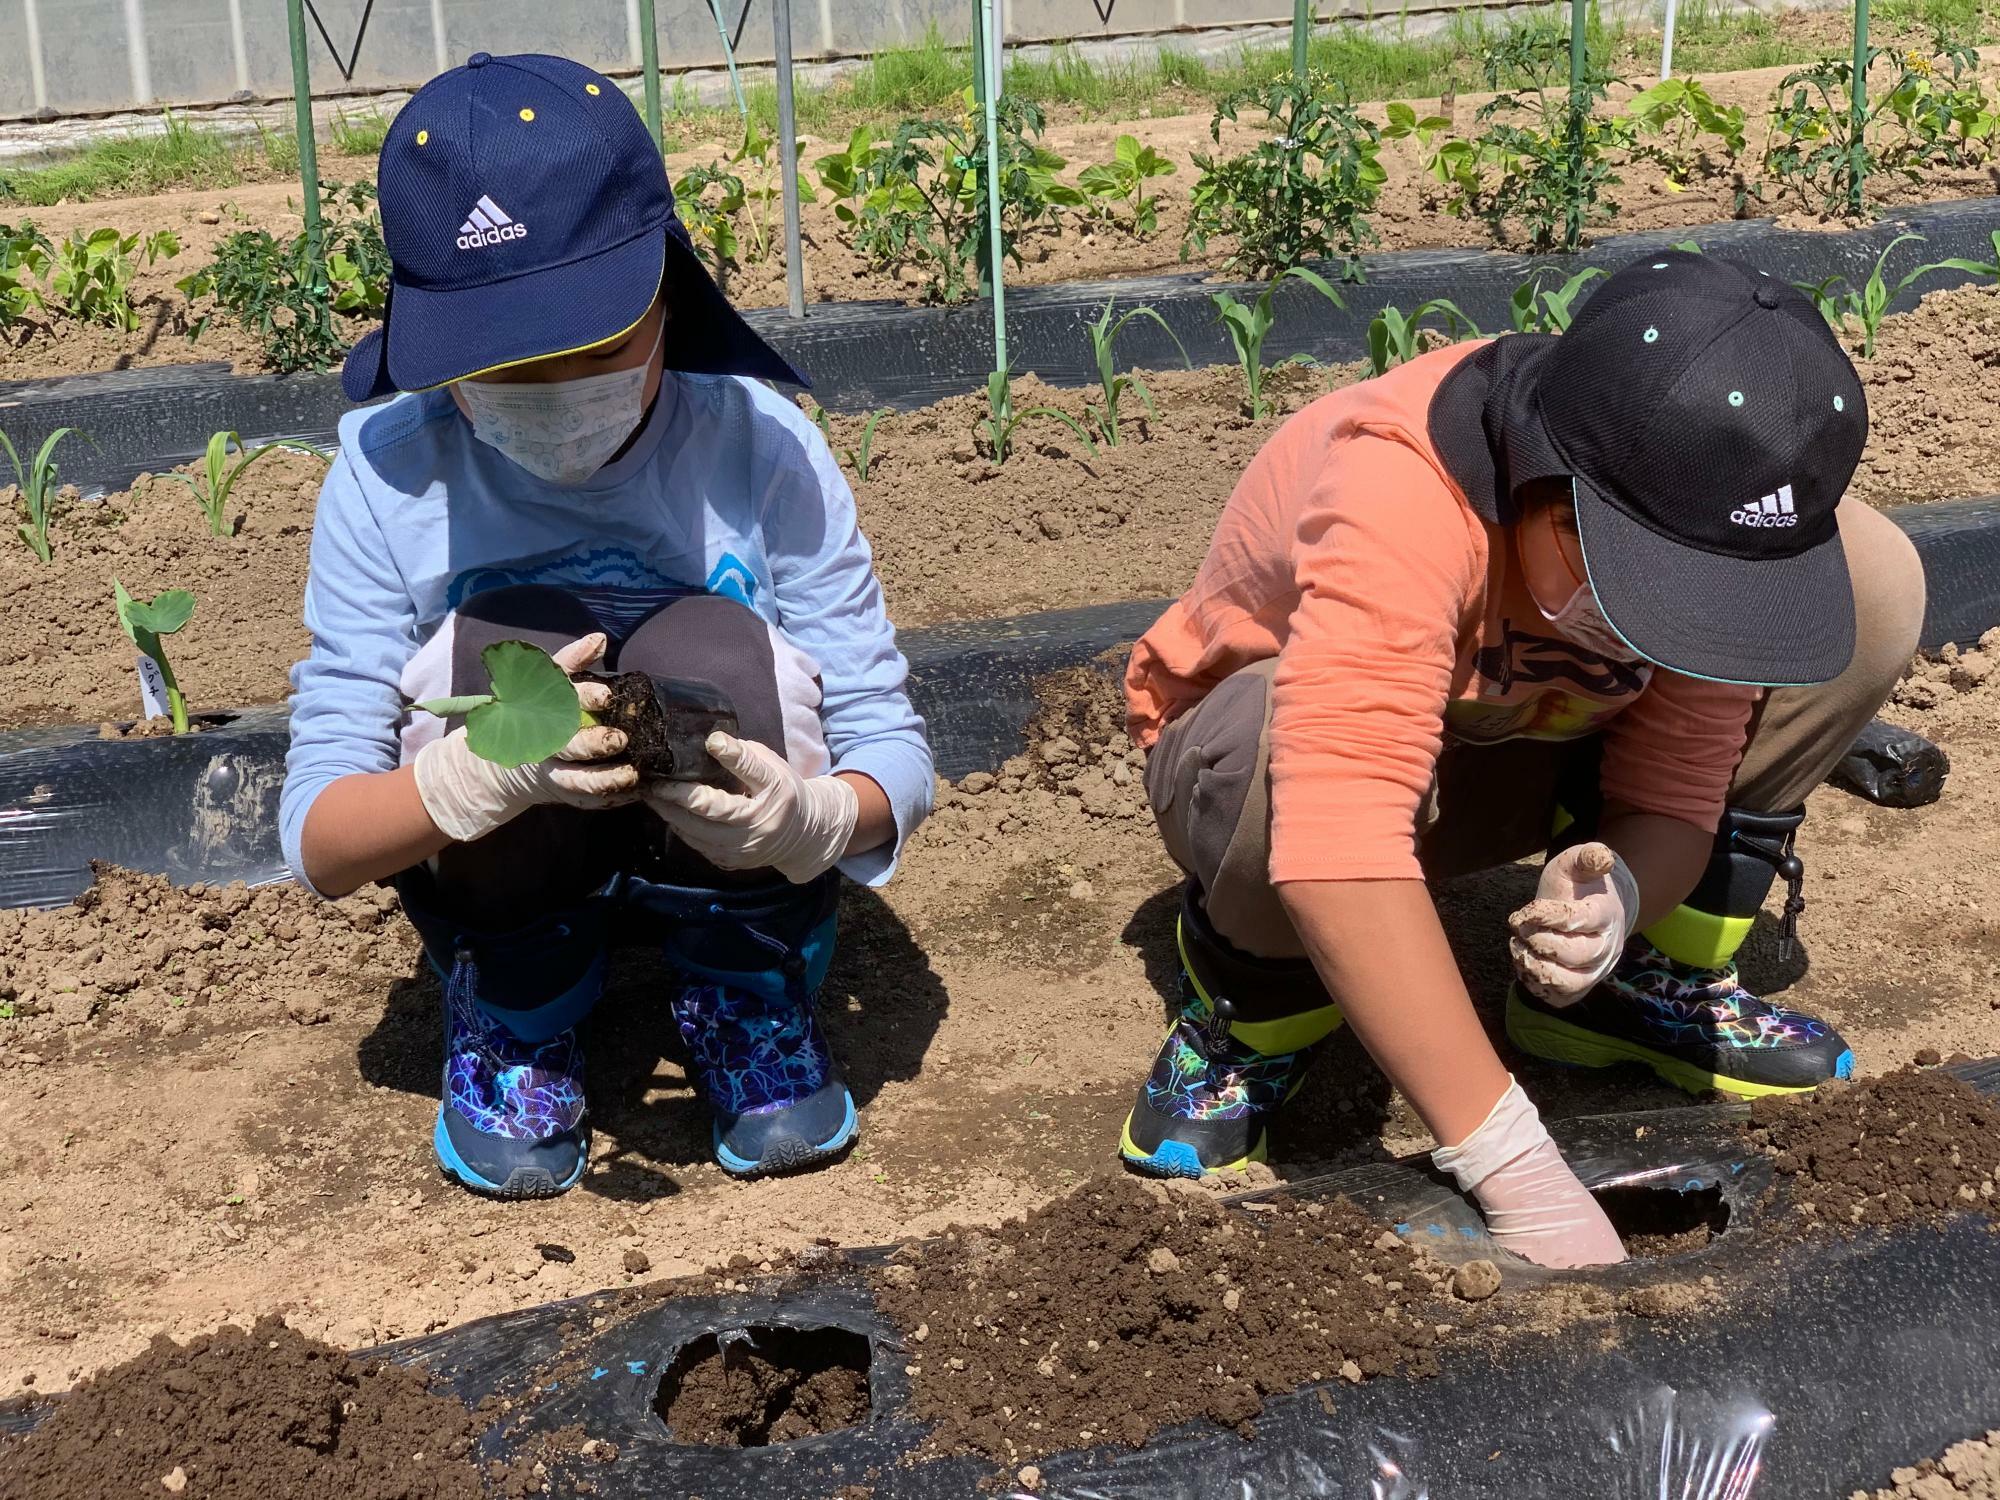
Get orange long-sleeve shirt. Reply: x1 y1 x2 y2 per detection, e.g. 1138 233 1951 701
1125 342 1758 885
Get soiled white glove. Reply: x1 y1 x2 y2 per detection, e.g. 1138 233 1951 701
1433 1078 1627 1269
414 633 638 845
1507 841 1642 1007
648 732 858 884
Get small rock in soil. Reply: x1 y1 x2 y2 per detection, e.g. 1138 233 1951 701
536 1242 576 1264
1451 1260 1502 1302
1915 1047 1943 1066
622 1249 652 1275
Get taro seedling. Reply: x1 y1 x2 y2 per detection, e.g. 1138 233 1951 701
1509 265 1608 333
809 403 890 482
159 430 330 537
44 227 178 333
1366 299 1480 378
1211 266 1347 420
1077 134 1176 236
113 580 195 734
1795 232 1943 358
1081 297 1189 447
1 424 79 563
977 367 1097 465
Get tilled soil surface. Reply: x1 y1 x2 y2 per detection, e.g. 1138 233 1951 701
5 40 1999 380
1751 1066 2000 1231
1856 1431 2000 1498
873 1174 1446 1465
0 1315 485 1499
653 1325 872 1447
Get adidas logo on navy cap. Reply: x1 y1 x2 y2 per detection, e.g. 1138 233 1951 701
456 194 526 251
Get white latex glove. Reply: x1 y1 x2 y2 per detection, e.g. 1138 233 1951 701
647 732 858 884
414 632 638 844
1433 1078 1627 1269
1507 841 1642 1007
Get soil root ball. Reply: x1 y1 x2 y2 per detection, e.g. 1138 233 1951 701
1452 1260 1502 1302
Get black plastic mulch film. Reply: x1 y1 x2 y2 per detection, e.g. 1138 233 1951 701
6 1059 1996 1496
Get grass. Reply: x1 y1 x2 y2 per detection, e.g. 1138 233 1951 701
0 108 242 206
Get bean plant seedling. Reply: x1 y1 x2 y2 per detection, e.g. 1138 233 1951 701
1 424 79 563
810 403 891 481
44 227 178 333
1366 298 1480 378
0 221 51 332
414 639 590 769
1077 134 1176 236
1509 265 1608 333
1210 266 1346 420
978 368 1098 465
113 579 195 734
1625 77 1748 190
158 430 330 537
1795 232 1944 357
1082 298 1190 446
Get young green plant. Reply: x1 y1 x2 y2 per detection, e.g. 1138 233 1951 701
1795 232 1936 357
809 403 891 481
44 227 178 332
1077 134 1176 235
1082 298 1190 446
1509 265 1609 332
0 222 50 332
1211 266 1346 419
113 579 195 733
1365 298 1480 377
978 368 1098 465
1 424 79 563
158 430 330 537
413 639 590 769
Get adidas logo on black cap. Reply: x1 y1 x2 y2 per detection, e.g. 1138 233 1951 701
1730 483 1798 529
456 194 527 250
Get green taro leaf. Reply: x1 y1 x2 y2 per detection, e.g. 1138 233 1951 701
460 639 584 769
114 581 195 641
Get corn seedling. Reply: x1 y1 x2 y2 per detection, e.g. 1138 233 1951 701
158 430 330 537
1081 298 1190 446
1795 232 1937 357
809 403 891 481
1077 134 1177 235
1919 228 2000 282
113 579 195 734
1366 298 1480 377
1 424 78 563
978 367 1098 465
1211 266 1346 419
1509 265 1609 333
414 640 590 769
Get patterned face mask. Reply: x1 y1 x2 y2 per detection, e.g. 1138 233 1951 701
458 321 664 487
1540 581 1637 661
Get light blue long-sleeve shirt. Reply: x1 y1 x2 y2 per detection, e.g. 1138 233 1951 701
278 372 933 895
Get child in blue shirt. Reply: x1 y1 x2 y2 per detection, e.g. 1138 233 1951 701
278 51 933 1199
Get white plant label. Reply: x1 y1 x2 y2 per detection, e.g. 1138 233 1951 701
135 654 170 720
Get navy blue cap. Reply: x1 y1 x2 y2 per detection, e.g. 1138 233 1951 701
343 51 805 402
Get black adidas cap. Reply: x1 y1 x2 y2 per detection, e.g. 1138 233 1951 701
1506 250 1867 687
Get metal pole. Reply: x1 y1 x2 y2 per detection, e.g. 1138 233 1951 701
1567 0 1587 250
1660 0 1677 81
1293 0 1311 75
773 0 806 318
707 0 750 120
1850 0 1870 216
638 0 663 148
978 0 1006 375
285 0 323 272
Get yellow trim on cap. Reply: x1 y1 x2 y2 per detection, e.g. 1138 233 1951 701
406 244 666 393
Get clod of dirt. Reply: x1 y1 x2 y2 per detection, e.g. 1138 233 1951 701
653 1326 871 1447
1851 1430 2000 1498
1751 1069 2000 1232
622 1249 652 1275
1622 1282 1712 1320
1892 631 2000 713
872 1175 1447 1464
0 1316 482 1499
1452 1260 1502 1302
1916 1047 1944 1067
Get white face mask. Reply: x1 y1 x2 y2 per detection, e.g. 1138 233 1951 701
1540 583 1637 662
458 322 663 487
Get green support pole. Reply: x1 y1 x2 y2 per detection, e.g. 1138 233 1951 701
978 0 1006 375
285 0 322 271
639 0 663 148
707 0 750 120
970 0 993 298
1567 0 1587 251
1850 0 1870 217
1293 0 1311 75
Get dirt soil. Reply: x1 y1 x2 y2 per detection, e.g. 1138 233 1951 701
1856 1431 2000 1498
0 1315 485 1499
871 1173 1446 1465
653 1325 871 1447
1751 1065 2000 1231
4 38 1999 380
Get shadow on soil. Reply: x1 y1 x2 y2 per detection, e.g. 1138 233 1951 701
353 883 948 1203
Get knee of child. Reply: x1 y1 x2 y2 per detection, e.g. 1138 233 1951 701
1847 515 1927 690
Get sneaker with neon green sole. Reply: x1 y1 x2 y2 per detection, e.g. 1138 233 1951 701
1506 938 1854 1098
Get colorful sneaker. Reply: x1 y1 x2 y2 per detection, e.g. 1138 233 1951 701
1507 938 1855 1098
1119 973 1326 1178
436 979 590 1199
673 981 856 1177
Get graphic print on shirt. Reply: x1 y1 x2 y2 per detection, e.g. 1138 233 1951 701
1450 619 1655 745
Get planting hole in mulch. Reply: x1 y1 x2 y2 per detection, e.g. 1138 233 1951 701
653 1325 872 1447
1592 1182 1732 1258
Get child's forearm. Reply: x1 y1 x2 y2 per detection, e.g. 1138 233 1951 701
300 765 453 899
1598 805 1713 927
1277 877 1514 1146
836 771 895 857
